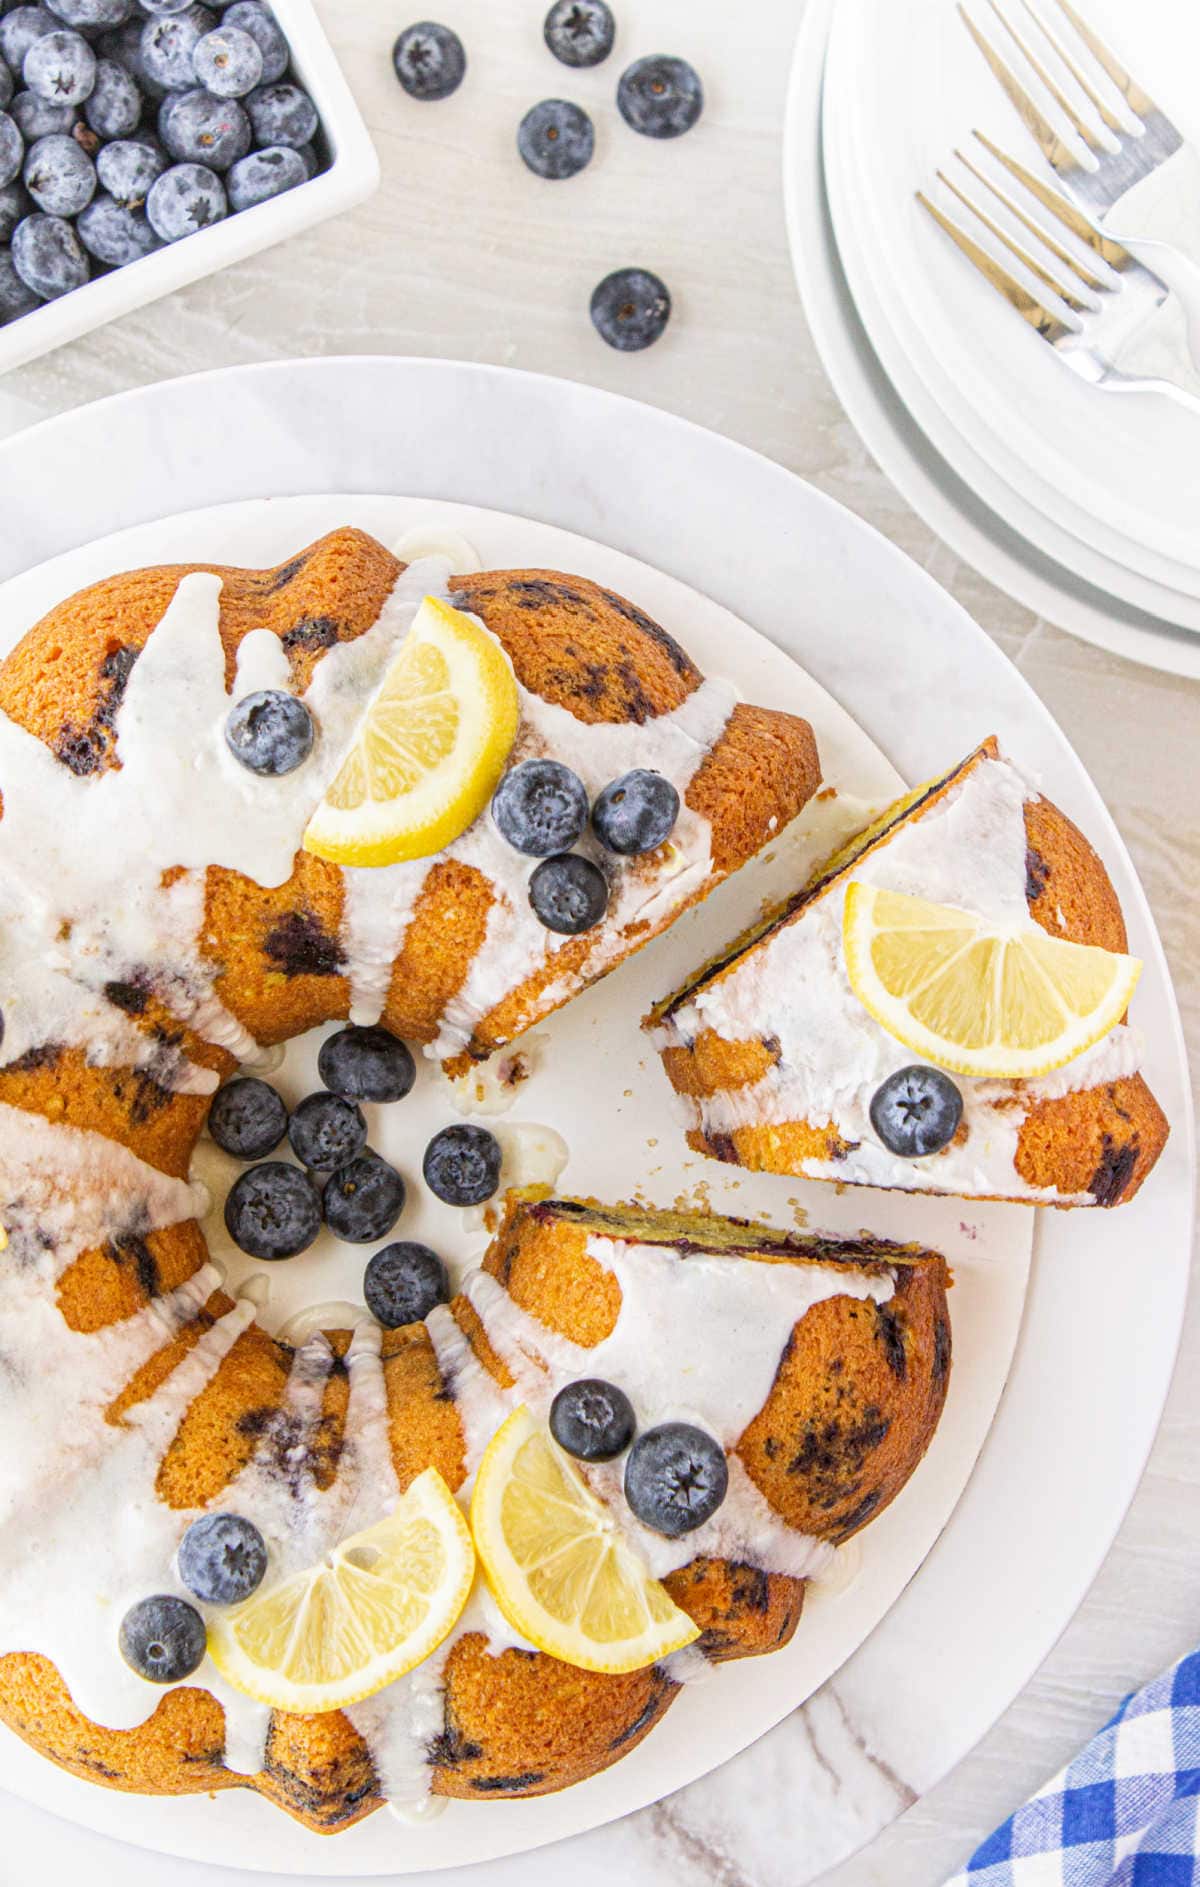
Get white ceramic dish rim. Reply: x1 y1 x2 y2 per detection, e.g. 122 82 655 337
0 0 381 377
0 356 1192 1885
822 0 1200 585
821 3 1200 636
784 0 1200 682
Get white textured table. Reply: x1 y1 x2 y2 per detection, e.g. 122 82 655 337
0 4 1196 1885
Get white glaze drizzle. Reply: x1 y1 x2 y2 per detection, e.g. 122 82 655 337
652 752 1146 1202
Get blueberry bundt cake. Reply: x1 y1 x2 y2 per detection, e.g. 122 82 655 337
0 528 843 1831
0 1192 950 1828
649 741 1168 1207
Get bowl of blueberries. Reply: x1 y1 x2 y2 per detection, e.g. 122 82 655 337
0 0 379 371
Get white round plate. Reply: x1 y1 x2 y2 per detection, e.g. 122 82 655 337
785 0 1200 680
0 361 1192 1887
822 1 1200 634
826 0 1200 589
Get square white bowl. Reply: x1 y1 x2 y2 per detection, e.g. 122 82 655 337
0 1 380 375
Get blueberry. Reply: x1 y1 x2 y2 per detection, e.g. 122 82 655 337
11 209 88 295
528 852 608 934
550 1378 635 1462
0 176 30 239
244 78 315 149
145 157 223 236
421 1124 501 1207
492 758 589 857
624 1422 728 1537
0 247 39 320
224 688 313 774
119 1594 207 1683
317 1025 415 1104
221 2 287 84
0 8 58 73
159 88 249 168
45 0 135 24
9 88 73 139
137 0 194 13
225 140 303 209
23 29 96 106
206 1076 287 1160
323 1150 406 1244
96 132 165 203
178 1512 267 1605
139 12 196 88
23 131 94 213
543 0 613 69
364 1241 449 1328
517 97 593 180
589 266 670 351
869 1065 963 1159
193 24 260 97
287 1091 367 1172
84 55 139 136
0 107 21 185
616 54 703 139
392 20 464 101
97 16 161 95
77 191 158 261
224 1161 322 1260
0 57 12 112
592 768 679 855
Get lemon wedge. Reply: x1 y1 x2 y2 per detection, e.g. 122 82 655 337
843 882 1141 1080
303 596 519 868
469 1406 699 1675
207 1467 475 1714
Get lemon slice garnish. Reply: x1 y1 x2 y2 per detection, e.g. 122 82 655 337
842 882 1141 1080
303 596 519 868
207 1468 475 1713
469 1406 699 1675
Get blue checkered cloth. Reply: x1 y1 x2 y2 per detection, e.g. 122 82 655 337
948 1649 1200 1885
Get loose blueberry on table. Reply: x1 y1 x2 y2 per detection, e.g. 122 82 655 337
529 851 609 933
625 1421 728 1536
592 768 679 854
517 97 594 181
207 1075 288 1161
178 1512 268 1605
323 1150 407 1243
616 53 703 140
318 1023 416 1104
224 1160 323 1261
869 1064 964 1158
392 20 465 102
422 1123 502 1207
543 0 615 69
287 1090 367 1173
364 1241 450 1328
0 0 324 328
550 1378 636 1461
119 1593 207 1684
492 757 589 857
589 266 671 352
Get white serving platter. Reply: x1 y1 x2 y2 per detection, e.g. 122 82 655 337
0 360 1190 1887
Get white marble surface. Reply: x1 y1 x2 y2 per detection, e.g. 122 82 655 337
0 3 1196 1886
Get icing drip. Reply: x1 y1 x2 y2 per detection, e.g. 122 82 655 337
653 754 1146 1202
0 559 443 1078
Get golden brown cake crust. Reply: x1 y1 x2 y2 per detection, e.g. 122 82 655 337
0 536 828 1830
652 744 1168 1208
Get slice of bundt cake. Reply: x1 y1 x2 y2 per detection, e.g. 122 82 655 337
0 1194 950 1827
648 741 1168 1207
0 530 820 1080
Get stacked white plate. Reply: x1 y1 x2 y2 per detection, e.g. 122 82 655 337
785 0 1200 678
